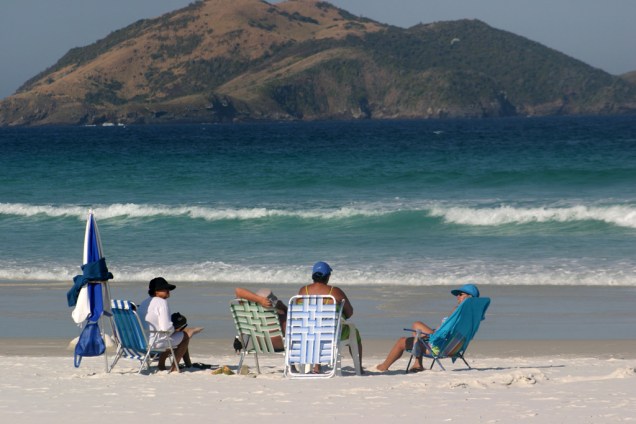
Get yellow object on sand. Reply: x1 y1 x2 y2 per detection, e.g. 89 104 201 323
211 365 234 375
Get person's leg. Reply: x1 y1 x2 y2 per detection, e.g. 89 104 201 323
375 337 408 371
158 350 171 371
169 332 191 372
409 321 434 370
411 321 435 335
182 349 192 368
183 327 203 338
376 319 433 372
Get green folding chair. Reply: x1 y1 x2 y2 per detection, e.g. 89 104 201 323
230 299 285 374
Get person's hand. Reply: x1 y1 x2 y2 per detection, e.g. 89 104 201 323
260 297 273 308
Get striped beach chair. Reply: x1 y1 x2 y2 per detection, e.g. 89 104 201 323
406 297 491 372
284 295 346 378
108 299 177 374
230 299 285 374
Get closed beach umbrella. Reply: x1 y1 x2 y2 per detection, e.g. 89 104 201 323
67 210 114 369
83 210 110 321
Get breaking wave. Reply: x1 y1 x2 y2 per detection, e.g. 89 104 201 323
2 202 636 229
1 259 634 287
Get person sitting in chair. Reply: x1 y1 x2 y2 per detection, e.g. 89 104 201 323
137 277 203 372
373 283 480 373
298 261 363 372
234 287 288 351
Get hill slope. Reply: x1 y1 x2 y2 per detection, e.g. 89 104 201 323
1 0 635 126
621 71 636 86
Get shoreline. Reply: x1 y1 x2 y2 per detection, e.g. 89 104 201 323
3 338 636 359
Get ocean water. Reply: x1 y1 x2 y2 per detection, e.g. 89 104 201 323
1 116 636 288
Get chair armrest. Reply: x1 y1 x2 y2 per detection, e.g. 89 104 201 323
403 329 430 340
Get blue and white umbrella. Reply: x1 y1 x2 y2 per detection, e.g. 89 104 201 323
67 210 115 369
83 210 109 322
68 210 113 318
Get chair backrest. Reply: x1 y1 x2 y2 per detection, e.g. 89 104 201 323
285 295 343 367
230 299 284 353
110 299 149 356
429 297 490 357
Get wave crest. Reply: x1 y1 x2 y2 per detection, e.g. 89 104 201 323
3 202 636 229
0 202 386 221
1 260 635 287
429 205 636 229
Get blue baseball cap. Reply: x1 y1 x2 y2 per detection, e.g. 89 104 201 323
451 283 480 298
312 261 332 277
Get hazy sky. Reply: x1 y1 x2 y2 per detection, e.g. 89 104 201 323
1 0 635 100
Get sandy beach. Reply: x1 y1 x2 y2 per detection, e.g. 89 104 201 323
1 338 635 423
2 283 635 422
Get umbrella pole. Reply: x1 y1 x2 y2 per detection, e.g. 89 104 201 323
101 281 114 373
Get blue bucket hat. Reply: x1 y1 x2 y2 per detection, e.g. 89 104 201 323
451 283 480 298
312 261 332 278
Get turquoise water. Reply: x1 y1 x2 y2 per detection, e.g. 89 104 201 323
1 116 636 287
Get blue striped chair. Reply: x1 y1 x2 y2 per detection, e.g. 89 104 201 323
230 299 285 374
284 295 348 378
108 299 177 374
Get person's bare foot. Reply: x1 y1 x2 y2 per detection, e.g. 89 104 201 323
184 327 204 338
370 364 388 372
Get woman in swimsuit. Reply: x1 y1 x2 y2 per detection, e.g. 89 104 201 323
298 261 362 372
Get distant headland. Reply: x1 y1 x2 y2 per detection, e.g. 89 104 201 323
1 0 635 126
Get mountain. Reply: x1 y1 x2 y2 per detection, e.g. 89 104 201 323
621 71 636 86
2 0 635 126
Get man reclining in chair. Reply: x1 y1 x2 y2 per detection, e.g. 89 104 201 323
234 287 288 351
373 283 480 373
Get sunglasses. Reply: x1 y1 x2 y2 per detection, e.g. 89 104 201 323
455 292 468 297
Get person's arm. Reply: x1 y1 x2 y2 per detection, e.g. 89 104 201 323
333 287 354 319
235 287 272 307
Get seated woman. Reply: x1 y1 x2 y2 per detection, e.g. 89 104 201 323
297 261 363 372
234 287 288 351
373 283 480 372
137 277 203 372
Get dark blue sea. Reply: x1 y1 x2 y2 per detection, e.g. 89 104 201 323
2 116 636 340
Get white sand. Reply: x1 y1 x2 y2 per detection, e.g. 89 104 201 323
2 340 635 423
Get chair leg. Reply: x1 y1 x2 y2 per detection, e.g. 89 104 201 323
431 357 446 371
405 353 414 374
108 348 124 373
139 347 157 374
348 336 362 376
253 350 261 374
238 334 256 373
459 354 471 369
339 323 361 376
167 344 179 373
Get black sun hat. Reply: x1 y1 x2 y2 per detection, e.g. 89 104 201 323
149 277 176 292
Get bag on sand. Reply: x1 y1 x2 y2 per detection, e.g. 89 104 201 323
74 321 105 367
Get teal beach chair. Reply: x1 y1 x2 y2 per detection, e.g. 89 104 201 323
406 297 490 372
